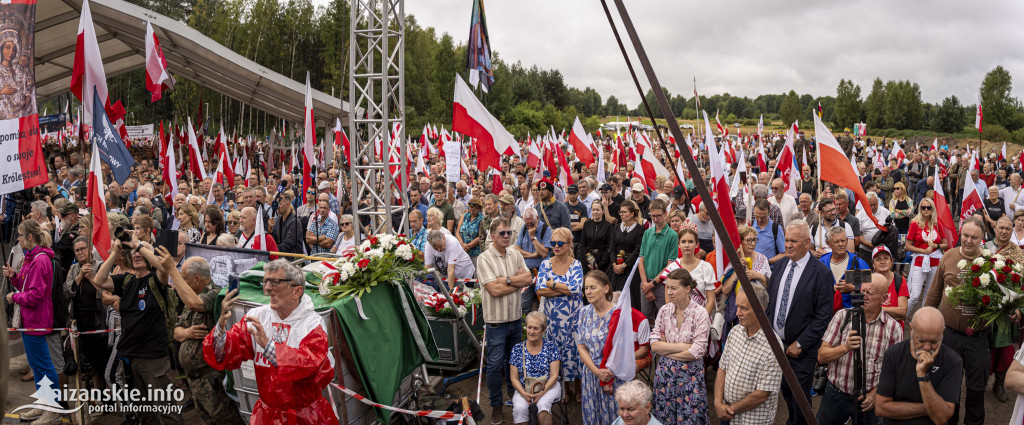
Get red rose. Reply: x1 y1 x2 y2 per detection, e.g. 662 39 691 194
972 278 981 287
1014 274 1022 283
991 258 998 264
965 327 975 336
398 233 407 238
998 274 1007 283
982 295 991 305
1009 259 1016 266
971 264 981 272
358 258 370 268
398 240 407 246
1004 266 1013 274
364 246 371 252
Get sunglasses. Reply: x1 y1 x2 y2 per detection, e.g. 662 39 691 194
227 220 239 225
340 222 351 227
920 206 933 211
497 230 512 237
552 241 567 247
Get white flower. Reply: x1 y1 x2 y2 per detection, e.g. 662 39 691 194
379 234 396 250
395 244 413 261
340 262 356 275
339 270 350 281
367 248 385 259
318 281 330 296
957 260 968 270
995 261 1006 271
980 274 991 286
982 249 992 257
457 306 468 315
975 257 985 266
944 286 953 298
359 240 372 251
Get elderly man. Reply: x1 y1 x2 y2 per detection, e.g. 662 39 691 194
305 198 338 255
795 193 818 226
516 208 551 312
612 380 661 425
424 230 475 290
815 274 903 425
272 190 303 254
820 226 870 311
856 191 891 252
875 307 960 425
498 193 525 241
409 210 428 251
237 206 279 254
923 219 990 424
477 219 534 418
769 178 798 227
206 260 338 424
766 219 834 425
92 238 197 425
1001 172 1024 215
811 198 855 257
169 257 246 425
715 282 783 424
799 165 817 195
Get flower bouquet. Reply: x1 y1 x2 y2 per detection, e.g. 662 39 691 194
421 286 482 319
948 249 1024 334
319 234 425 302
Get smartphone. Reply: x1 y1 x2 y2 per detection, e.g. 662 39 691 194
228 273 240 293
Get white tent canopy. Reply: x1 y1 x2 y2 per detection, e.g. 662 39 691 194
35 0 350 125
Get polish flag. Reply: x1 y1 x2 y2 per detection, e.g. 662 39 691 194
185 117 207 180
756 140 768 172
930 138 938 152
598 261 649 385
302 73 316 198
775 133 797 196
213 141 235 186
801 148 808 179
490 169 504 194
703 111 741 275
889 140 906 167
635 141 671 192
814 113 886 231
70 0 108 136
87 143 111 261
452 75 518 172
1000 142 1006 162
976 102 983 133
960 160 985 227
715 110 726 136
554 142 574 186
526 137 542 169
933 167 958 247
144 22 175 102
158 121 178 204
568 116 596 166
757 114 764 138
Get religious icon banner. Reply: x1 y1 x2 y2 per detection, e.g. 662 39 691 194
0 0 45 195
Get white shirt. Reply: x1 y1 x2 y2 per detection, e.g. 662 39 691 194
857 206 890 244
772 251 811 340
516 196 534 217
582 191 600 217
1001 185 1024 214
769 194 798 227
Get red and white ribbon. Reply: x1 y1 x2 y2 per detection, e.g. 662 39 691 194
330 383 465 421
8 328 119 336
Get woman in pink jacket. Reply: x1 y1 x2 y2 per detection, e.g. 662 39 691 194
4 220 58 399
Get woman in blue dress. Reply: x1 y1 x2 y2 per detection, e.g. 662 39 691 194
536 227 583 382
577 270 651 425
457 198 485 259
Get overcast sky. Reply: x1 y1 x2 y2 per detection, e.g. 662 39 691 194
389 0 1024 107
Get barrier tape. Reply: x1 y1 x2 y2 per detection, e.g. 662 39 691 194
330 383 465 421
8 328 119 336
453 279 478 284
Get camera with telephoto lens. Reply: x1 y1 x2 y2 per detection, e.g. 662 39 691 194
113 227 132 244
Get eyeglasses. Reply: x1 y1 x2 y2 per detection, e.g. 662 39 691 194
497 230 512 237
743 238 758 243
262 277 298 287
340 222 351 227
227 220 239 225
821 208 836 214
649 213 663 219
552 241 567 247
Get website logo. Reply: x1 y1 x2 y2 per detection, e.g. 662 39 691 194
12 376 82 415
11 376 186 416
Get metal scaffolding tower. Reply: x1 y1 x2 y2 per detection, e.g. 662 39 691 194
348 0 406 240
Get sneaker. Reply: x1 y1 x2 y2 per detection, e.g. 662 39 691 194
31 410 61 425
19 408 43 421
504 399 513 407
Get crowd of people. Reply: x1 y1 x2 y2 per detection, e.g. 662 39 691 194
6 131 1024 425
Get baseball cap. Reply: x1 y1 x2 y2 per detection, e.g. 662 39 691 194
566 184 579 193
673 185 685 198
600 183 613 192
498 193 515 204
631 183 644 192
542 170 552 178
872 246 892 259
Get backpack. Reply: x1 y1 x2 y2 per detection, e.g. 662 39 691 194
123 273 179 353
871 215 901 260
50 255 67 329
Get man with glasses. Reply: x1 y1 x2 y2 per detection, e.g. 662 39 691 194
811 198 855 257
637 199 678 319
497 194 524 242
207 259 338 423
475 218 533 420
768 178 798 227
296 187 318 219
816 273 903 425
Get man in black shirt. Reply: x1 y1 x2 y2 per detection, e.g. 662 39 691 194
92 237 200 425
875 307 960 425
565 184 588 243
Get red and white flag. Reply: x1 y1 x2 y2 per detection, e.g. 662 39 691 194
554 142 573 187
889 140 906 167
598 261 648 385
568 116 596 166
185 117 207 180
814 113 886 231
452 75 518 171
775 132 797 196
976 101 983 133
144 21 175 102
756 140 768 173
1000 142 1007 162
302 73 316 197
703 111 741 274
526 136 542 169
70 0 108 136
960 160 985 227
87 143 111 261
930 138 938 152
933 167 958 247
158 121 178 204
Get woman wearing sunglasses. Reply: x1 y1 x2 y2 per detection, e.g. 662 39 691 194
904 197 947 320
535 227 584 398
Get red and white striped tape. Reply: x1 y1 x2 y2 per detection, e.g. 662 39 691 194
330 383 466 421
453 279 478 284
7 328 118 335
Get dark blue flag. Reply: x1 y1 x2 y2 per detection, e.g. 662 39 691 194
90 87 135 184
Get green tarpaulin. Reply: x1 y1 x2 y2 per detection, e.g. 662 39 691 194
215 264 438 421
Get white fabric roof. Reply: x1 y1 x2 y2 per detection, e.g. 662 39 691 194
35 0 350 124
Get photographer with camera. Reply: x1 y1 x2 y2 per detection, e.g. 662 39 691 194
816 273 903 425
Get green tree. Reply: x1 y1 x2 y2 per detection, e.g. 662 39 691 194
779 90 802 126
931 96 966 133
980 65 1022 131
833 79 862 130
864 78 886 129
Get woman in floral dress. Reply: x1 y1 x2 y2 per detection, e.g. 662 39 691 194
457 198 485 261
577 270 650 425
536 228 583 381
650 268 710 425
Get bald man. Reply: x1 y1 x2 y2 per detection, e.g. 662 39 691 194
875 307 959 425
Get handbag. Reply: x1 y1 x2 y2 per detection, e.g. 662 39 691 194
522 344 549 395
709 312 725 341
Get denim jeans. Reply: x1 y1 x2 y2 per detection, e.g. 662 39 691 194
815 382 877 425
485 319 522 407
23 333 59 393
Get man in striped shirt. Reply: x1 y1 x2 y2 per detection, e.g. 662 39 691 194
815 273 903 425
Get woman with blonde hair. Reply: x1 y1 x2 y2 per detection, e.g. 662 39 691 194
888 181 914 235
535 227 583 388
1012 209 1024 248
176 203 202 243
904 197 948 319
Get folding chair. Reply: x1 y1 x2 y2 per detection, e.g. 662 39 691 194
549 366 570 425
636 354 657 387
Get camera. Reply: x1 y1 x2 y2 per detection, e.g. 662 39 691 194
113 227 132 244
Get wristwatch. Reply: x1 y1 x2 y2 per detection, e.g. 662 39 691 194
916 374 930 382
795 341 803 349
506 277 512 285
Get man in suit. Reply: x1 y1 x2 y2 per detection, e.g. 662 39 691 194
766 219 835 425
